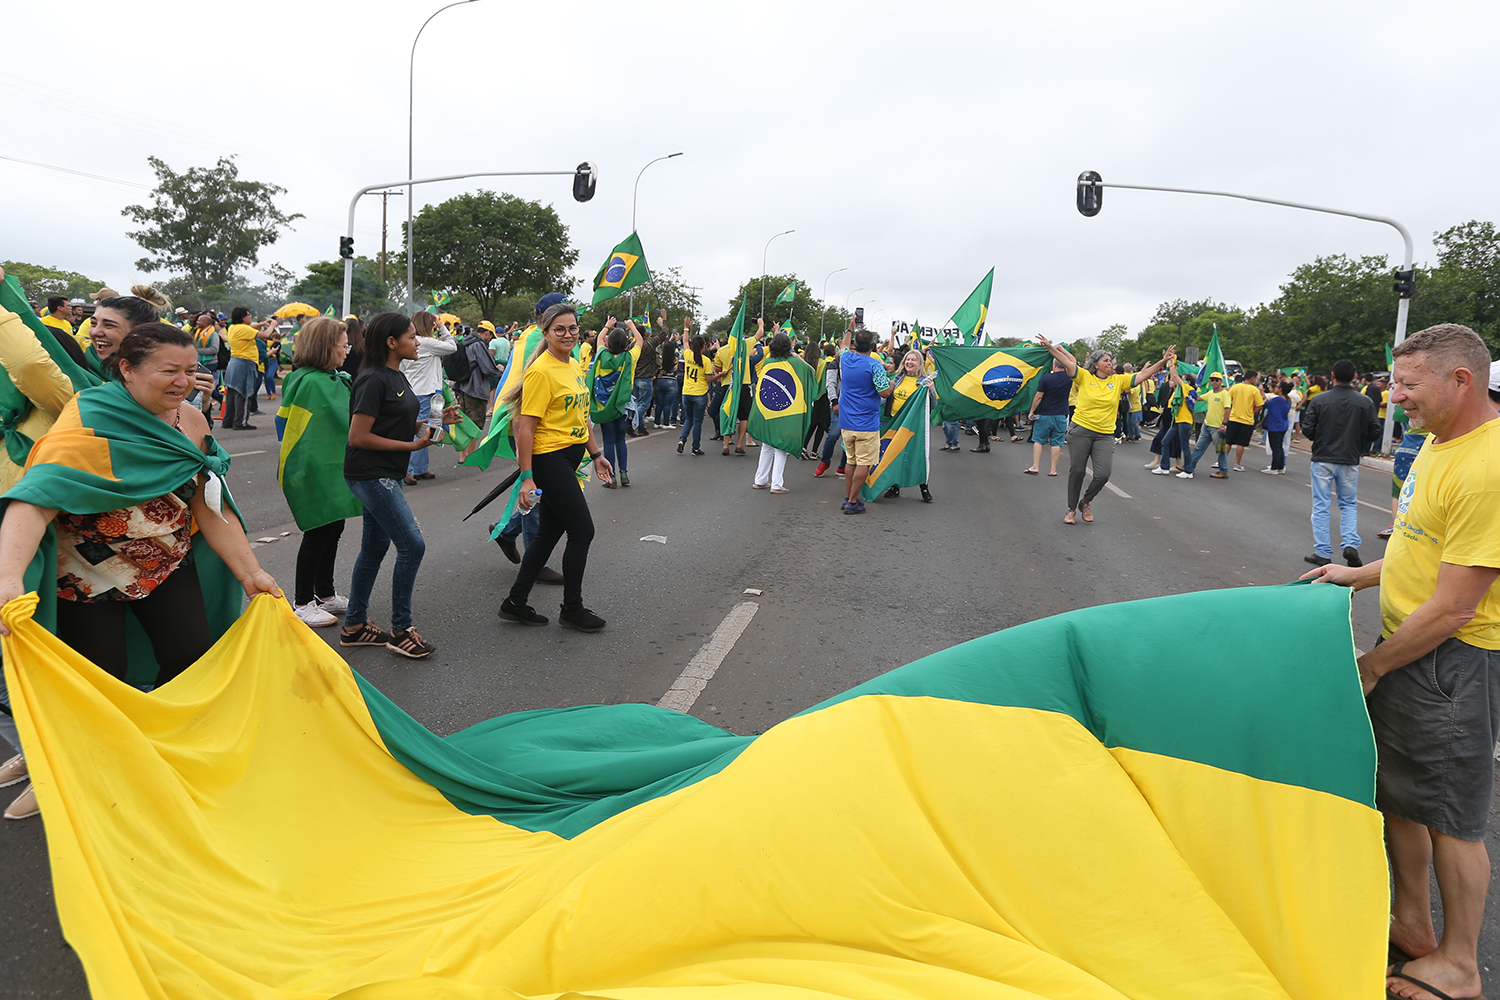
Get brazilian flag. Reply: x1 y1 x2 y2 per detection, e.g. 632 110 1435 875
774 280 797 305
592 232 650 306
749 353 816 453
929 343 1052 421
1 581 1388 998
587 345 635 424
949 268 993 346
718 301 747 437
461 323 543 470
860 384 929 501
275 367 362 530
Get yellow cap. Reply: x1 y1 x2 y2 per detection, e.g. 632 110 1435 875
478 320 496 333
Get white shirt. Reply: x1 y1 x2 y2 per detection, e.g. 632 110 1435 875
399 330 457 396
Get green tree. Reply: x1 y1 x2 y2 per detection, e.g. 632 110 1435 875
398 191 577 321
707 274 849 344
122 156 302 305
0 261 107 307
1242 254 1398 374
288 258 395 317
1421 220 1500 350
581 265 700 335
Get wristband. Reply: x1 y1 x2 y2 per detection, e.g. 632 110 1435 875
517 470 532 480
589 451 603 462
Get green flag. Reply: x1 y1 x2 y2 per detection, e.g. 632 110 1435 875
718 302 747 438
592 233 651 306
1194 327 1228 413
929 344 1053 422
774 281 797 306
0 274 99 393
275 367 363 531
324 304 337 317
861 386 930 500
461 324 544 469
748 353 817 453
950 268 993 346
437 384 483 452
586 344 636 424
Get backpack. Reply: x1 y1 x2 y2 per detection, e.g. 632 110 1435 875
441 336 475 384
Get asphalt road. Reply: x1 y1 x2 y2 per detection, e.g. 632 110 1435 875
3 416 1496 996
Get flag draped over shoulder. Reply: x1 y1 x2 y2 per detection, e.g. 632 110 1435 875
929 343 1052 421
462 324 543 469
861 384 930 500
592 232 650 306
718 301 747 437
275 366 362 530
950 268 993 346
1 381 243 684
587 346 635 424
748 353 816 453
0 277 101 467
1 581 1387 999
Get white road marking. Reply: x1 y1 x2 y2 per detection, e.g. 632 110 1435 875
658 601 759 714
1105 482 1131 499
230 450 266 457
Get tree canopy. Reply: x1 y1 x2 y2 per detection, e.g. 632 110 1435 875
288 258 395 318
0 261 105 306
399 191 577 321
707 274 850 342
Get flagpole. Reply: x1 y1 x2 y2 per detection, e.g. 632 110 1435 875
820 267 847 346
627 152 683 317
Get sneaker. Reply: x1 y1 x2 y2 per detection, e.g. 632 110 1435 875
340 622 392 647
841 499 854 512
844 500 866 515
559 606 606 631
883 485 901 498
387 627 435 659
692 448 705 455
294 602 339 628
814 462 829 477
920 485 933 503
316 593 349 613
4 784 37 820
1210 472 1229 479
1377 524 1394 540
1151 467 1171 475
1233 465 1245 471
1175 471 1194 479
497 532 521 564
1145 460 1158 468
1303 554 1332 567
677 440 685 453
498 598 548 625
1259 467 1279 475
0 755 26 789
1343 546 1363 568
635 426 649 437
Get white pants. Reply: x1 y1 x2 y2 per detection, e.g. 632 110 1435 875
754 445 789 490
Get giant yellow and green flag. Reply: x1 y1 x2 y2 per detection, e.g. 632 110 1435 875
748 351 816 453
717 300 747 438
929 342 1052 421
591 233 650 306
461 324 544 470
1 581 1386 998
950 267 993 346
860 382 929 501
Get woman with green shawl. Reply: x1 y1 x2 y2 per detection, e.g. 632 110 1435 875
0 322 280 683
588 318 642 489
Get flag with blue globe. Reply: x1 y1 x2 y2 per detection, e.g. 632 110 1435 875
749 354 817 453
591 232 650 306
929 344 1053 421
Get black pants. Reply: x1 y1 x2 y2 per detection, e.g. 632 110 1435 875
295 519 345 606
805 395 831 454
977 418 997 446
224 388 249 428
55 562 212 687
509 445 594 611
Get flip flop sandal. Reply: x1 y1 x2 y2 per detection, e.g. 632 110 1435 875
1387 961 1479 1000
735 448 747 455
1047 472 1058 476
1023 469 1040 475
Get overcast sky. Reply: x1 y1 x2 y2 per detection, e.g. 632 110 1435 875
3 0 1493 339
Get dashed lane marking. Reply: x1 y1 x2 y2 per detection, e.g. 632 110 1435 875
658 601 759 714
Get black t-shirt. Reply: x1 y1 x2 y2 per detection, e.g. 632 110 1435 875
1032 371 1073 417
344 365 420 481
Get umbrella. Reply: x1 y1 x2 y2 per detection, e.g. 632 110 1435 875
274 302 321 319
438 312 462 326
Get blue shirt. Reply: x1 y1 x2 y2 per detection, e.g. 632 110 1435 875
838 350 891 433
1264 394 1292 432
1032 371 1072 417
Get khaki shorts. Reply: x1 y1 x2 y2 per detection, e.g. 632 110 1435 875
841 429 881 467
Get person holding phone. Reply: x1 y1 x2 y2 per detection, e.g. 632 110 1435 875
339 312 458 659
497 301 612 632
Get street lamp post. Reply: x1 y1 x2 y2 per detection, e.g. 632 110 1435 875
628 152 683 316
761 230 794 317
408 0 482 312
820 267 847 345
1076 171 1415 452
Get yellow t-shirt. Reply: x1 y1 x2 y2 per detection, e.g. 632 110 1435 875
1380 418 1500 649
1227 382 1264 424
40 314 73 336
1199 388 1232 427
891 372 922 413
578 341 594 368
1379 389 1389 420
682 347 710 397
1127 383 1144 412
1070 367 1132 434
75 317 93 350
228 323 260 361
521 350 590 455
713 342 736 385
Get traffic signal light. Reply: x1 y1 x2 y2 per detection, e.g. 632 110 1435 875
339 237 354 260
1077 171 1103 217
1392 268 1415 299
573 162 597 203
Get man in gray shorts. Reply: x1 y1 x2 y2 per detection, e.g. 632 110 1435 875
1304 323 1500 1000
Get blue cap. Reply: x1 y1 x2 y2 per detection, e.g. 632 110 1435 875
534 292 567 315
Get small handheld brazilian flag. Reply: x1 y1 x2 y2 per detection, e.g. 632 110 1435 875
774 281 797 306
323 304 336 316
592 233 650 306
950 268 993 346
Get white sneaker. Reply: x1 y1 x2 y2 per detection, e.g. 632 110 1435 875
1144 460 1157 468
1150 467 1171 475
317 593 349 613
1176 471 1194 479
295 602 339 628
0 755 26 788
1233 465 1245 471
1259 467 1278 475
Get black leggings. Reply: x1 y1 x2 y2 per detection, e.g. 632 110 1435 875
804 395 831 454
295 519 345 606
508 444 595 611
55 562 213 687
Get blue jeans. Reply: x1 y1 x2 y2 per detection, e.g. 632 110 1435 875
345 478 426 632
1183 425 1226 475
820 406 843 464
499 506 539 548
406 393 439 476
629 378 653 430
600 416 628 473
679 393 707 450
942 421 960 447
1160 423 1193 470
1124 409 1140 439
1310 461 1361 558
653 377 680 425
263 358 278 396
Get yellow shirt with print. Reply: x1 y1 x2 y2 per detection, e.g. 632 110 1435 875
1199 388 1232 427
712 342 736 386
521 351 590 455
228 323 260 361
1070 367 1132 434
1381 418 1500 649
1227 382 1264 424
682 346 710 397
891 372 923 413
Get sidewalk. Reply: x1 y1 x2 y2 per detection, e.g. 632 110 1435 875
1286 436 1394 474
